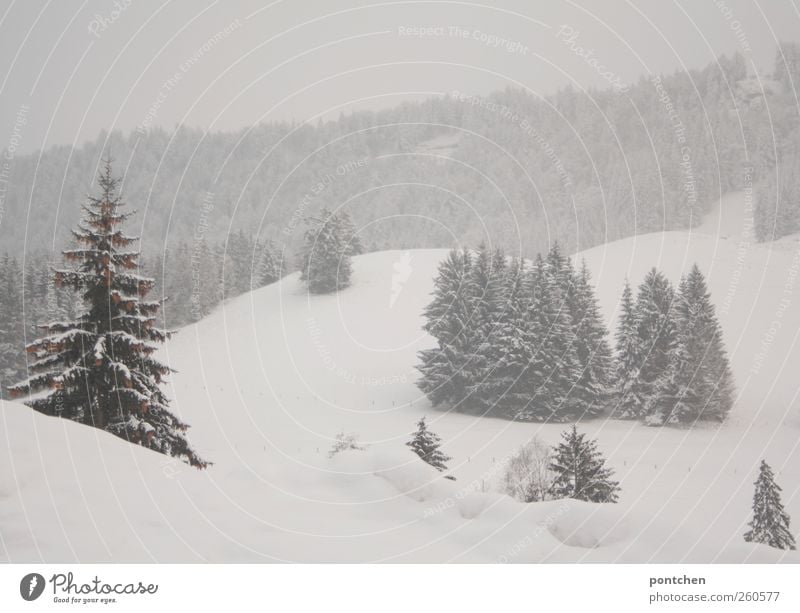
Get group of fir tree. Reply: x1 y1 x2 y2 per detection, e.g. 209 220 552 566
8 161 207 468
143 232 285 327
418 244 734 427
614 265 734 426
299 207 362 294
417 242 614 422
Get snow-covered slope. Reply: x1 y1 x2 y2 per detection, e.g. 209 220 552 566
2 192 799 563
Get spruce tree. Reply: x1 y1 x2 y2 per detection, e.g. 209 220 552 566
258 239 285 286
614 279 642 418
477 258 532 418
743 460 796 550
417 249 473 407
332 209 363 256
407 416 453 476
633 268 677 423
649 265 734 425
223 229 253 297
299 208 353 294
672 265 734 423
549 425 620 503
189 239 222 320
0 255 24 394
463 243 507 414
568 260 614 417
515 255 582 422
8 161 207 468
545 241 569 289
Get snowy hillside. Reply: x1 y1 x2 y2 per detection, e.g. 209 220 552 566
2 192 799 563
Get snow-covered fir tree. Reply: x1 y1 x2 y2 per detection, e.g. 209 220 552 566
613 278 642 419
8 161 208 468
515 254 582 422
631 268 677 423
641 265 734 425
0 255 24 393
258 239 285 286
549 425 620 503
477 258 533 419
743 460 796 550
669 265 734 423
299 208 354 294
407 416 453 477
418 244 613 423
222 229 252 298
463 243 508 414
331 209 363 256
567 259 614 417
416 248 473 407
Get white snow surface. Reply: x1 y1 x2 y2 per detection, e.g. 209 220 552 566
2 192 800 563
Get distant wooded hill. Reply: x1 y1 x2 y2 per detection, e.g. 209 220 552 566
2 45 799 264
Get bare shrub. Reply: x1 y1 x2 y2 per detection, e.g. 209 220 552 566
501 438 554 502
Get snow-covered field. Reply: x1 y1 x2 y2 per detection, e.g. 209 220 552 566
2 192 799 563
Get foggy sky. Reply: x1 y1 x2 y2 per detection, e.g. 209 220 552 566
1 0 798 156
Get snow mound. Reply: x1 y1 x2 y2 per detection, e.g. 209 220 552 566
545 502 631 549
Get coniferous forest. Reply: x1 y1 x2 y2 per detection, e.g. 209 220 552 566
1 47 793 406
2 46 800 263
417 243 734 426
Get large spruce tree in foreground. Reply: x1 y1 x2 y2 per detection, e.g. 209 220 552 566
744 460 796 551
549 425 619 503
8 161 207 468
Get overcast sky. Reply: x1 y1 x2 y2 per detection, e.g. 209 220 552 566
1 0 798 155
